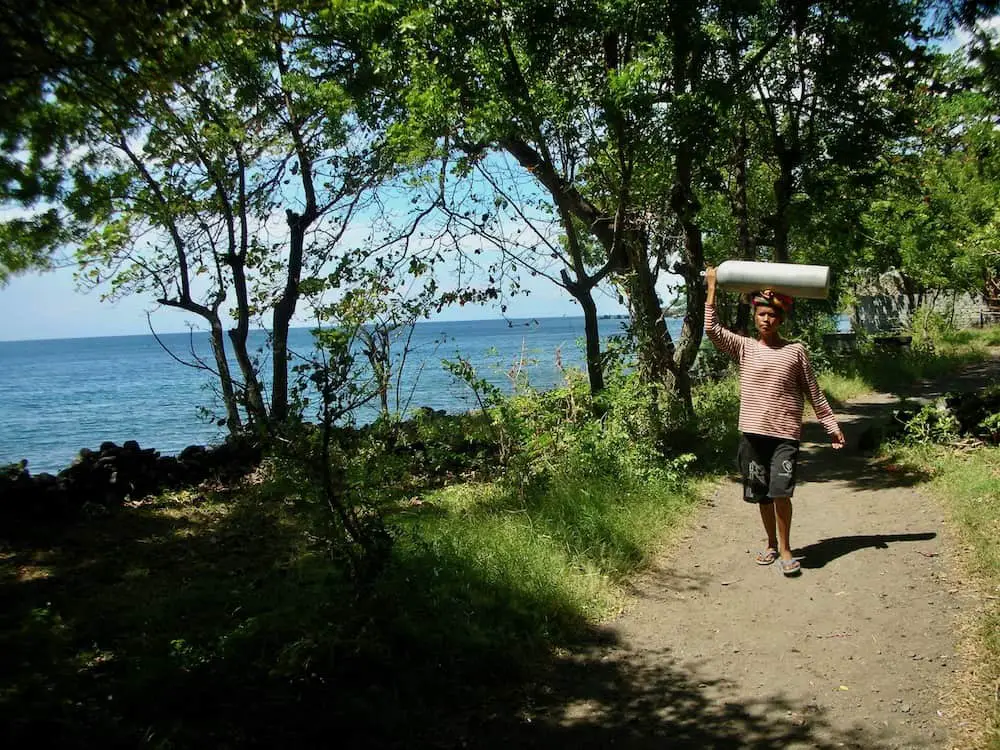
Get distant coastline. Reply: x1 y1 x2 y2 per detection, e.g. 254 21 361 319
0 313 643 345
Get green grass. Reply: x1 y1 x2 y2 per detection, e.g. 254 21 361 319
417 471 699 584
818 328 995 404
0 460 701 746
887 443 1000 749
945 325 1000 348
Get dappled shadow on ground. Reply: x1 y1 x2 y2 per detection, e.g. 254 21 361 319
1 490 904 750
805 355 1000 463
902 358 1000 401
826 350 998 403
619 561 715 600
799 451 936 491
795 396 939 494
441 648 895 750
795 532 936 570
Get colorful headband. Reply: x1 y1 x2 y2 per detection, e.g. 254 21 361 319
751 289 793 316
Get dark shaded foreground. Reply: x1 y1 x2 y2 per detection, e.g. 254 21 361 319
9 359 997 749
1 497 912 750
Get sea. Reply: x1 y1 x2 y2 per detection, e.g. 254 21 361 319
1 316 685 474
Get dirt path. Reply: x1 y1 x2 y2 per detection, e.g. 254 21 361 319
470 357 1000 750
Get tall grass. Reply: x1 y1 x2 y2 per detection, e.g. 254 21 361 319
887 443 1000 749
415 471 699 587
818 327 994 405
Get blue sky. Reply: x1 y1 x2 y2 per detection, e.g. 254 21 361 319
0 262 633 342
3 18 987 344
0 134 646 342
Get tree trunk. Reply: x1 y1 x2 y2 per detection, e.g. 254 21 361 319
623 233 677 390
672 271 702 414
734 115 754 334
208 320 243 433
271 211 306 424
270 307 293 424
562 279 605 394
661 6 707 414
273 25 320 426
772 145 794 263
578 291 604 394
227 257 268 426
555 204 607 395
669 143 707 414
900 272 919 321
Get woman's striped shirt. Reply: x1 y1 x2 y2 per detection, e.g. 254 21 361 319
705 303 840 441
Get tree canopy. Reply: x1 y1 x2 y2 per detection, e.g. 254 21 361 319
2 0 999 420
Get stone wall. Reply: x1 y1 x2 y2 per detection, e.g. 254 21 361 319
852 291 984 333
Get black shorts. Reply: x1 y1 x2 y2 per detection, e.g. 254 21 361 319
737 433 799 503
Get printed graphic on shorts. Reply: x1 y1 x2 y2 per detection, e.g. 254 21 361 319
777 459 794 478
748 460 766 485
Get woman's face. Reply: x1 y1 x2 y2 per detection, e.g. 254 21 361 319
754 304 783 337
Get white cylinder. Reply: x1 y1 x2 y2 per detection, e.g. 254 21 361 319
715 260 831 300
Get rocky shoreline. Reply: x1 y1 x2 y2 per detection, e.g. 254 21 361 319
1 438 261 523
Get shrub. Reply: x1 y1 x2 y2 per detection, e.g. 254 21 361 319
900 402 961 445
868 386 1000 450
907 306 954 354
787 302 839 372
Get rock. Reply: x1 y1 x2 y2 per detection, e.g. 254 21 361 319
34 472 58 488
179 444 208 461
1 436 262 528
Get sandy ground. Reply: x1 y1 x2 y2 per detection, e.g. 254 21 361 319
464 356 999 750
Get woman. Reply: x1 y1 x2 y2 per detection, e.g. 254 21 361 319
704 266 846 576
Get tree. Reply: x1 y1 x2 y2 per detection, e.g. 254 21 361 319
338 0 801 411
856 50 1000 310
3 2 399 432
0 0 240 281
421 153 616 393
0 217 60 285
734 1 929 266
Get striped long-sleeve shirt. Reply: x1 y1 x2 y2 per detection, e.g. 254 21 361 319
705 303 840 441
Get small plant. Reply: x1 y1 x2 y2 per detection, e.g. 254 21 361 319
279 324 397 591
907 306 954 354
787 302 839 372
691 338 733 382
900 401 961 445
443 355 518 463
978 412 1000 443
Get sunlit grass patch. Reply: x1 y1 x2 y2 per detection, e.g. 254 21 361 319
818 370 871 405
886 443 1000 748
819 331 990 402
412 470 700 596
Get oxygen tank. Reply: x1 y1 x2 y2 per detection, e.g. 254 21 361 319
715 260 831 300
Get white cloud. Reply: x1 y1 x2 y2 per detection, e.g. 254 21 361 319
940 13 1000 55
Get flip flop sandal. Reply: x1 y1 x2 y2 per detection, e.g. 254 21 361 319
779 558 802 576
755 548 779 566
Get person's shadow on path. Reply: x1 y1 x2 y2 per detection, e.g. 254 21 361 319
796 532 936 569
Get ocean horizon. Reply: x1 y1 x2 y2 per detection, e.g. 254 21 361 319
0 313 634 345
1 315 670 473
